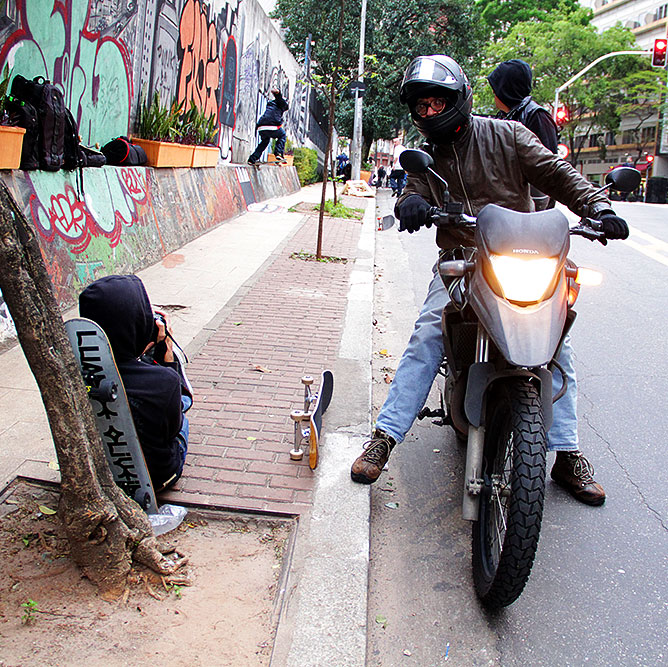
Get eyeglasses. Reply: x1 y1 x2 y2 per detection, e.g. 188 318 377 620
415 98 448 117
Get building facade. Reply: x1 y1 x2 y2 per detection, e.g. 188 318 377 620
578 0 668 181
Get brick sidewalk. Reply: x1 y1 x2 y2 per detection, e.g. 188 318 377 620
162 202 366 515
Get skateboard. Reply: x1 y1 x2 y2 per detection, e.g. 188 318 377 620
65 318 158 514
290 370 334 470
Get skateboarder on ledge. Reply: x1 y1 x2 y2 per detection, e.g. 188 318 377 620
247 87 289 165
79 275 192 492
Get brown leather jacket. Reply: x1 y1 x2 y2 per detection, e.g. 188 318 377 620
396 116 612 249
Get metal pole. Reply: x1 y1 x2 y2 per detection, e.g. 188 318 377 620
350 0 367 180
553 50 651 121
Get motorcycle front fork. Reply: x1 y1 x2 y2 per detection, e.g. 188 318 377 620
462 324 489 521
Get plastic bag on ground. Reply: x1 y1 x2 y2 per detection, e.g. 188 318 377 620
148 504 187 536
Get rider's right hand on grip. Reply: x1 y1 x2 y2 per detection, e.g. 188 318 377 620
398 194 432 233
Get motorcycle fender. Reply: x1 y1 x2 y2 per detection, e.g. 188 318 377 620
465 363 553 429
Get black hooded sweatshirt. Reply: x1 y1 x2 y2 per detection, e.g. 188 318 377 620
487 59 558 154
79 275 183 489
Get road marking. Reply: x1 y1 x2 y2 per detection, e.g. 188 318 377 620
625 227 668 267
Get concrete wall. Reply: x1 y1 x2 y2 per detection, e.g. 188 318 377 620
0 163 301 348
0 0 328 160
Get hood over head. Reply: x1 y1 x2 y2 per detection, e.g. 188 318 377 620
487 59 532 108
79 275 155 361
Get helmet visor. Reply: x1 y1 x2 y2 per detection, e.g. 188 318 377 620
403 57 459 88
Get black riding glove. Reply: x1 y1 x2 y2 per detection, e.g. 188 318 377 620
596 212 629 240
398 194 431 233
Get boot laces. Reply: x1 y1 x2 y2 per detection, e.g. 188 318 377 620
361 436 391 465
569 452 596 484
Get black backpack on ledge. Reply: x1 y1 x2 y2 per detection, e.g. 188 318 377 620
8 75 104 172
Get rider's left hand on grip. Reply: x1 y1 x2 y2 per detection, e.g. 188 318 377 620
598 213 629 240
398 194 432 233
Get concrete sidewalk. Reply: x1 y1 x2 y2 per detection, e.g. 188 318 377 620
0 180 376 666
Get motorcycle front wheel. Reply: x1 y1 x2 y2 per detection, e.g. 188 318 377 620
472 378 547 608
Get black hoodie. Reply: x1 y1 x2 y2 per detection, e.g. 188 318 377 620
79 275 183 488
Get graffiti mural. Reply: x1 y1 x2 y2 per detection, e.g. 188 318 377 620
0 0 133 145
27 168 149 254
0 290 17 346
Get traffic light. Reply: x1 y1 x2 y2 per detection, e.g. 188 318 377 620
555 106 569 128
652 38 667 67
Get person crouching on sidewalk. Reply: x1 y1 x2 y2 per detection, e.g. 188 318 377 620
79 275 192 492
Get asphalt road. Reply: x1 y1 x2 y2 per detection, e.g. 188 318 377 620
367 191 668 666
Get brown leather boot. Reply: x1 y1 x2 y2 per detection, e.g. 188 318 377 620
551 451 606 506
350 429 396 484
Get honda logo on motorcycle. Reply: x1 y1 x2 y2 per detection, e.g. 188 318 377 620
512 248 540 254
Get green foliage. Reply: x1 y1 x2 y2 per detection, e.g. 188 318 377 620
273 0 485 149
293 146 320 185
476 0 582 40
137 92 217 145
21 599 38 625
0 63 11 123
474 8 644 165
316 199 364 218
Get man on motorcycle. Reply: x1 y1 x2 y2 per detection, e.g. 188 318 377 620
350 54 629 506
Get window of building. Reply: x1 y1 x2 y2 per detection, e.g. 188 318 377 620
656 3 668 20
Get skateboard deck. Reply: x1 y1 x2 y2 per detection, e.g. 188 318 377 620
65 318 158 514
290 370 333 470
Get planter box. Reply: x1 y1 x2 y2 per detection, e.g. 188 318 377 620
360 169 372 183
0 126 26 169
268 153 294 166
132 138 194 168
191 145 219 167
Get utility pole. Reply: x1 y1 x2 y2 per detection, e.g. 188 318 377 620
350 0 367 180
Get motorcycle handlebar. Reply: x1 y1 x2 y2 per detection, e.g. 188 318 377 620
427 207 608 245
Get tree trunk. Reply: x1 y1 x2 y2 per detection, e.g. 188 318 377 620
0 182 182 599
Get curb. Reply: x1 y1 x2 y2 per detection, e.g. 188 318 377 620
273 198 376 666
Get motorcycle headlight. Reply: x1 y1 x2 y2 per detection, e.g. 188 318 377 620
489 254 559 303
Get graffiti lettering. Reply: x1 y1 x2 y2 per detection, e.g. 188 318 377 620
178 0 220 121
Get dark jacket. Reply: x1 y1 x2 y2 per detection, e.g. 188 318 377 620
396 116 611 250
256 91 289 129
79 275 183 488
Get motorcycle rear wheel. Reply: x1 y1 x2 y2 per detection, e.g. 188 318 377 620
472 378 547 608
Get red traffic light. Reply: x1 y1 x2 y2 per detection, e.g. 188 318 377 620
555 106 569 126
652 38 667 67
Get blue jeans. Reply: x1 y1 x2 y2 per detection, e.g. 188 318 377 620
160 395 191 491
389 172 407 196
249 128 286 162
375 266 578 451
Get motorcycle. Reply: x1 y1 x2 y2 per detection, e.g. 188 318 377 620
397 149 640 608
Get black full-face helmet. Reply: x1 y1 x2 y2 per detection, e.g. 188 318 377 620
400 55 473 145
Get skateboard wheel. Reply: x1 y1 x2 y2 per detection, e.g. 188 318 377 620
291 410 305 421
301 375 314 386
290 448 304 461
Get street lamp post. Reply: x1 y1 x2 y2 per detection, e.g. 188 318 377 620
553 50 651 121
350 0 367 181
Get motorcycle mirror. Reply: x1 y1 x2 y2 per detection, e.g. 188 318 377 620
605 166 641 193
399 149 433 173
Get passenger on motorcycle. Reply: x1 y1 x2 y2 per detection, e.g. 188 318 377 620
350 54 629 506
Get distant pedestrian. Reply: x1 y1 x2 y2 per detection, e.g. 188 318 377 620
377 164 387 188
248 88 289 165
389 137 407 197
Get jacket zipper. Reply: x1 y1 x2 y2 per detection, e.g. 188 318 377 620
452 146 473 215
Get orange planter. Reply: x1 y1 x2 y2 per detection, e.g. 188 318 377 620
132 138 194 167
191 145 219 167
0 126 26 169
360 169 372 183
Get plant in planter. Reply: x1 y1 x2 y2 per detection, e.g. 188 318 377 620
0 64 26 170
134 91 193 167
181 102 219 167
